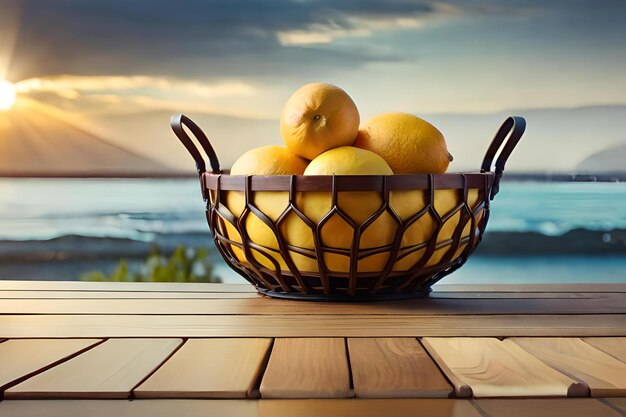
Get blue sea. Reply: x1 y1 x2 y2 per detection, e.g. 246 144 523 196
0 178 625 284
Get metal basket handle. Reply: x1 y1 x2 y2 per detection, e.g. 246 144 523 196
170 114 221 174
481 116 526 200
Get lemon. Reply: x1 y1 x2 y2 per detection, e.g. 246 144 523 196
390 188 484 271
230 145 308 176
283 147 396 273
280 83 360 160
355 112 452 174
303 146 393 176
222 145 308 272
221 89 482 278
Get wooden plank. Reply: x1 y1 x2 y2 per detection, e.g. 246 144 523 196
0 399 257 417
258 399 482 417
5 338 182 399
260 338 350 398
1 290 616 301
605 398 626 413
0 399 482 417
0 280 254 292
2 314 625 338
347 338 452 398
0 339 102 391
429 291 601 299
475 399 623 417
583 337 626 363
0 290 259 299
134 338 272 398
2 280 625 293
510 337 626 397
3 296 626 315
421 337 585 397
434 284 626 293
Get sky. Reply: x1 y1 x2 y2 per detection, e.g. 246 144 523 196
1 0 626 170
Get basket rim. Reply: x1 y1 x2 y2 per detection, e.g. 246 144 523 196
202 171 495 192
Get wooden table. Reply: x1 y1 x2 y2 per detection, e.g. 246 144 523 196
1 280 626 417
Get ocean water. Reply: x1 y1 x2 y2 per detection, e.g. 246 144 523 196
0 178 625 283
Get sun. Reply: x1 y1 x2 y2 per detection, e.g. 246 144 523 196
0 80 17 111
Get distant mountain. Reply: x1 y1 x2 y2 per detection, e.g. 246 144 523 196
577 143 626 172
424 105 626 172
89 110 279 172
14 102 622 175
89 104 626 172
0 99 172 176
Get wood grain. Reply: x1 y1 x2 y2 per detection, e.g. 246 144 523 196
475 399 623 417
258 399 482 417
421 337 584 397
429 292 600 299
605 397 626 413
0 290 259 299
0 339 101 390
4 296 626 315
2 290 612 300
510 337 626 397
1 280 624 293
347 338 452 398
5 338 182 399
583 337 626 363
134 338 272 398
0 399 257 417
433 284 626 293
0 280 254 292
2 314 625 338
0 399 482 417
260 338 351 398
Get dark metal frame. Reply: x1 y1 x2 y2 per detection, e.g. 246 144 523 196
170 114 525 301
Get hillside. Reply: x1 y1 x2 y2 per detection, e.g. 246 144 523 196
577 143 626 172
91 104 626 172
425 105 626 172
89 111 279 172
3 100 625 175
0 98 173 176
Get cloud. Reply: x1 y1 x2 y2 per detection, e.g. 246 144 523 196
6 0 626 83
6 0 446 80
16 75 257 98
14 75 262 117
5 0 626 117
277 3 459 46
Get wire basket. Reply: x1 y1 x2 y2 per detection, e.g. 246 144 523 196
171 115 525 301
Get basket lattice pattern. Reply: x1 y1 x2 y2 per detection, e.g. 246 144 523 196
170 114 525 301
204 173 491 299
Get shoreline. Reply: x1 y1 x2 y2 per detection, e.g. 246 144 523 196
1 229 624 261
0 229 624 281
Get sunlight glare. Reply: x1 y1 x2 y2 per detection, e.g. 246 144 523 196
0 80 16 111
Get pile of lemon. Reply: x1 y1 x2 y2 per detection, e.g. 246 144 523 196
222 83 482 274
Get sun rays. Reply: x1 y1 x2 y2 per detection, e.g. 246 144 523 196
0 1 21 113
0 80 16 111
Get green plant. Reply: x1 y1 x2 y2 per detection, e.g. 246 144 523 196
81 244 221 283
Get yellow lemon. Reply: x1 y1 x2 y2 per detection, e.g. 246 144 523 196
390 188 485 271
303 146 393 176
355 112 453 174
222 145 308 272
280 83 360 160
283 146 397 273
230 145 308 176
